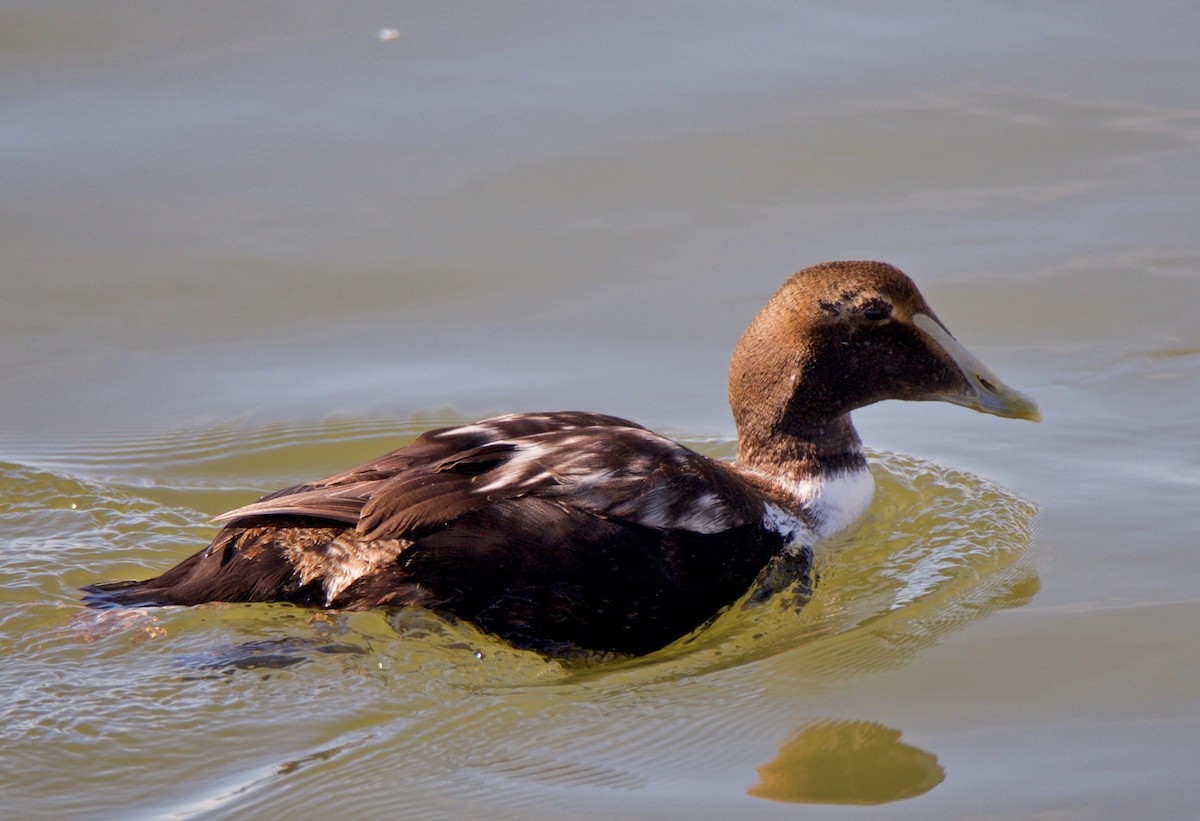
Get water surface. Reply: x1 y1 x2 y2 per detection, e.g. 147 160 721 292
3 2 1198 818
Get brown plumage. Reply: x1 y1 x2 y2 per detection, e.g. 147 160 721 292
84 262 1039 655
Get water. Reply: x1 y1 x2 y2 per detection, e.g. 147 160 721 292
3 2 1198 818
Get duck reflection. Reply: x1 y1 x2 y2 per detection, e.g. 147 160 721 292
748 719 943 805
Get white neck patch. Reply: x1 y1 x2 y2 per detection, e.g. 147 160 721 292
752 464 875 542
789 467 876 538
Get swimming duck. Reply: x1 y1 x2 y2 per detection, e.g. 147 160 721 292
84 261 1039 655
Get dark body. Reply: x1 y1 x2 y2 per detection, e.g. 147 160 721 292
86 413 794 655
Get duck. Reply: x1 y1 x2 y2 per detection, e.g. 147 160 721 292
84 261 1040 655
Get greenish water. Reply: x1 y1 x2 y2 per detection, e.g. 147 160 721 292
3 2 1199 819
2 433 1035 818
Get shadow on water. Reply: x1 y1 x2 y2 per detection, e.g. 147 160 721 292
176 637 372 679
0 418 1039 816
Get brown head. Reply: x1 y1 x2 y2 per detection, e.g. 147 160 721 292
729 261 1040 449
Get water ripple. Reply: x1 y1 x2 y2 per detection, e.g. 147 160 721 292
0 420 1038 818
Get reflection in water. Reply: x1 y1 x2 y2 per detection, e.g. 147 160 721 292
748 720 944 805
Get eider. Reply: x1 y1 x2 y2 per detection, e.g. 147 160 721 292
84 261 1040 655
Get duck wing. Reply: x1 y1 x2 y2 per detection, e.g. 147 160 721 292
215 411 769 539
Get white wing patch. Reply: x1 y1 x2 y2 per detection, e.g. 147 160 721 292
463 430 749 535
473 442 557 492
605 489 736 534
433 423 495 440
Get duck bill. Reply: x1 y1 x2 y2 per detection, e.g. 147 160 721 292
911 313 1042 422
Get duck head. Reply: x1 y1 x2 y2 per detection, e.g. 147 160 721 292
729 261 1041 443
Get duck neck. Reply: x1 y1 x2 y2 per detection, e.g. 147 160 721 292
735 414 866 483
733 414 873 537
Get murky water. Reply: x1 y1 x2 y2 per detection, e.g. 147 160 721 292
4 2 1199 819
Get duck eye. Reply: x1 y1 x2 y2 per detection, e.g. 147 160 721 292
862 301 892 322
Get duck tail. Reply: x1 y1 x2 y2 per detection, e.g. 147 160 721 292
81 534 318 609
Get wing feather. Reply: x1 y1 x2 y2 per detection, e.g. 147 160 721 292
212 411 770 542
